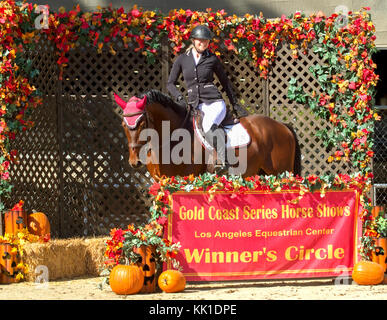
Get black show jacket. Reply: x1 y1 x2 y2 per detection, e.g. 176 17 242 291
167 49 237 108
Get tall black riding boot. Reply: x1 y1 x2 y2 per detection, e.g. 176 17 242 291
206 124 229 175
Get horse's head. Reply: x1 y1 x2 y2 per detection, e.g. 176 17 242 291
114 92 147 168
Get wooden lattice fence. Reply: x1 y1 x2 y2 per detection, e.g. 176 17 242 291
6 36 356 237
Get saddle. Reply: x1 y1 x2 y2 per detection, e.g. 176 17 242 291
192 108 251 151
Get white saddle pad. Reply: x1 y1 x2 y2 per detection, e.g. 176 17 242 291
193 118 251 151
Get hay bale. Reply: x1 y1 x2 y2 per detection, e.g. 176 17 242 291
84 236 109 276
22 237 108 282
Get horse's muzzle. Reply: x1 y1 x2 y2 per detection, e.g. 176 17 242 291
129 160 143 169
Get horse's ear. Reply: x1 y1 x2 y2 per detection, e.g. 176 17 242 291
114 92 127 110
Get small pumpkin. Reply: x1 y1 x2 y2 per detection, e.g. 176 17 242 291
372 238 387 273
352 260 384 285
109 264 144 295
27 211 50 237
0 243 20 284
158 269 186 293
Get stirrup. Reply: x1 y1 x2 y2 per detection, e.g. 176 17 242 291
214 163 229 176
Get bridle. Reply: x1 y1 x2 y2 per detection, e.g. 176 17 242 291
121 110 149 149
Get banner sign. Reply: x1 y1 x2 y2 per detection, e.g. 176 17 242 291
166 190 361 281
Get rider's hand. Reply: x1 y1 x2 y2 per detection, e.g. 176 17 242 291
233 104 249 118
176 96 189 111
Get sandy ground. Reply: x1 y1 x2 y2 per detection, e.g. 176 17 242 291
0 276 386 300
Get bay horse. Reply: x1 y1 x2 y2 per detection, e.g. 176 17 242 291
114 89 301 180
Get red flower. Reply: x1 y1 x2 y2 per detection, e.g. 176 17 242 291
224 39 236 51
156 216 168 226
348 82 357 90
149 183 161 195
247 34 256 42
166 250 177 259
131 8 141 18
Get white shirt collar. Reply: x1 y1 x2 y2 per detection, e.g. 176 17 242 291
192 47 201 65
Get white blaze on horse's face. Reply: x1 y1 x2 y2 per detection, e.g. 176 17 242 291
122 119 146 168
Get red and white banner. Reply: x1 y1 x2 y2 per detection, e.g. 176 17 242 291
166 190 362 281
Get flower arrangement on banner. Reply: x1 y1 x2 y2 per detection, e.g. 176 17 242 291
0 1 379 256
104 221 181 271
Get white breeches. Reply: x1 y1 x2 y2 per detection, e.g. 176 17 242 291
198 100 227 133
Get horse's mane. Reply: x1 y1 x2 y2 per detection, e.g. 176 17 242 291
140 89 186 118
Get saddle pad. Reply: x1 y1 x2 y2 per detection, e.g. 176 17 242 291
193 117 251 151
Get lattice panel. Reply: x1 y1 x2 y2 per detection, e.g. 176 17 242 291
5 37 61 236
25 35 58 96
59 93 153 237
373 109 387 206
269 43 352 176
62 40 162 98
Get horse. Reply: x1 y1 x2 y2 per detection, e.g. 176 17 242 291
114 89 301 180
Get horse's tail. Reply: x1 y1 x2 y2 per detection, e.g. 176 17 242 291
285 123 302 176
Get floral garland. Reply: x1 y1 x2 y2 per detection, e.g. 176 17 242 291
287 8 378 176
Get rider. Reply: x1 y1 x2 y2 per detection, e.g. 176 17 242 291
167 24 248 174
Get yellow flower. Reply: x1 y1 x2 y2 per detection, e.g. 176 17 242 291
15 273 24 282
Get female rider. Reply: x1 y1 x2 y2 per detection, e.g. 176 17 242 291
167 25 247 174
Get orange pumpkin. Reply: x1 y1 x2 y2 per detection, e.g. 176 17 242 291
372 238 387 273
133 245 156 293
109 264 144 295
352 260 384 285
158 269 186 293
4 202 27 235
27 211 50 237
0 243 20 284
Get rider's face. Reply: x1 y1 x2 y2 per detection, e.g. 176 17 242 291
193 38 210 53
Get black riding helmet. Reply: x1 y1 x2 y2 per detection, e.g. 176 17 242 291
190 25 214 40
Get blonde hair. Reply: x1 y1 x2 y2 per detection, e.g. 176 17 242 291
185 43 194 53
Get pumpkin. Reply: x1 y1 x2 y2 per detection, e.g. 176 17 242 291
352 260 384 285
27 211 50 237
0 243 20 284
158 269 186 293
372 238 387 273
133 245 156 293
4 201 27 235
109 264 144 295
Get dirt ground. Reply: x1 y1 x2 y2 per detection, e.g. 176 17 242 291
0 276 386 300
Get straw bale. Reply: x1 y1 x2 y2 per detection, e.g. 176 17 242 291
84 236 109 276
22 237 108 282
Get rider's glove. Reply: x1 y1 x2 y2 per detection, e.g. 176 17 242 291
233 103 249 118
